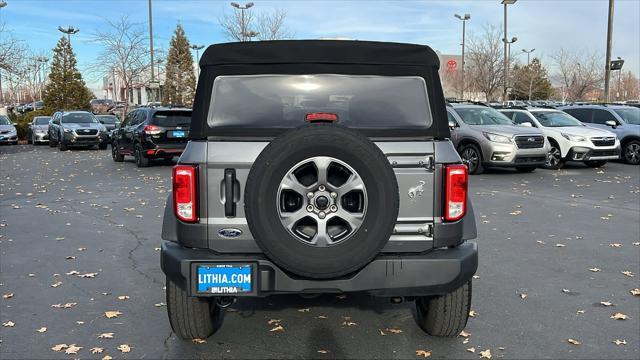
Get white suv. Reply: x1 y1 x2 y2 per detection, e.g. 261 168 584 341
498 108 620 169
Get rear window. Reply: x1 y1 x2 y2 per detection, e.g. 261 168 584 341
97 116 118 124
151 111 192 127
34 117 51 125
207 75 432 132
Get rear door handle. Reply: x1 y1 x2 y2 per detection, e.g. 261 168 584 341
224 169 236 217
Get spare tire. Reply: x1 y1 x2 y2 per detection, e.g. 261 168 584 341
245 124 399 279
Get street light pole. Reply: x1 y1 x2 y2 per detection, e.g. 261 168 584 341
148 0 156 102
190 44 205 78
501 0 517 103
522 48 535 100
454 13 471 99
0 0 7 105
603 0 615 102
230 2 254 42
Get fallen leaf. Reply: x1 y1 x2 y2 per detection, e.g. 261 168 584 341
65 270 79 276
379 329 386 336
466 347 476 353
97 332 114 339
576 310 585 314
415 349 432 358
105 311 122 318
621 270 634 277
509 210 522 216
91 347 104 354
65 344 82 355
51 344 68 352
76 321 85 325
270 325 285 332
536 240 546 245
78 272 98 278
588 267 601 272
2 320 15 327
562 289 571 293
298 308 310 312
154 302 166 307
117 344 131 353
192 338 206 344
316 315 328 319
267 319 281 325
600 301 614 307
480 349 492 359
385 327 402 334
51 302 77 309
317 349 330 354
609 243 622 248
117 295 129 300
2 293 14 299
567 338 581 345
50 281 62 288
555 243 565 247
613 339 627 345
610 312 628 320
469 310 477 317
519 293 528 299
36 327 47 333
630 288 640 296
102 356 113 360
459 330 471 338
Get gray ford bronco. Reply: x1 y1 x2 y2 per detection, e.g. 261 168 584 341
161 40 478 340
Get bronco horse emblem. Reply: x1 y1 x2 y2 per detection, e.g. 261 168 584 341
408 180 426 201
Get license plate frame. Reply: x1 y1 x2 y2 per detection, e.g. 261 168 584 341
192 263 257 296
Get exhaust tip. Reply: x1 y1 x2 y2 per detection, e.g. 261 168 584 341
390 296 404 304
216 296 236 308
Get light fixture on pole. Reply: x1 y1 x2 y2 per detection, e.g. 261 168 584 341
501 0 517 103
190 44 205 77
58 25 80 44
230 2 255 42
522 48 535 66
243 31 259 41
454 13 470 100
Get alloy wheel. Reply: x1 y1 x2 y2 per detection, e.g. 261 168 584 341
625 143 640 164
276 156 367 247
461 147 479 173
547 146 561 167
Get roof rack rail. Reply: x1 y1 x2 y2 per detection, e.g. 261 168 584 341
491 105 528 110
445 98 488 107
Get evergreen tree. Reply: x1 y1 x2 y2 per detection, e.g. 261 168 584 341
43 36 94 111
163 24 196 106
511 58 553 100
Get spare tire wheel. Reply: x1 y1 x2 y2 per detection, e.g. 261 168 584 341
244 124 399 279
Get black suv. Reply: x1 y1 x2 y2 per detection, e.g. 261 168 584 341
160 40 478 340
111 107 192 167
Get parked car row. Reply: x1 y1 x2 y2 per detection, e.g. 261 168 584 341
444 101 639 174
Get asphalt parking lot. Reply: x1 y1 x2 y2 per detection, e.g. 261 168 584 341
0 144 638 359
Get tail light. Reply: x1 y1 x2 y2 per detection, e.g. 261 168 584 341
173 165 198 223
444 164 468 222
144 125 161 135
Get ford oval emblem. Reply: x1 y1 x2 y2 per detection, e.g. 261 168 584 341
218 228 243 238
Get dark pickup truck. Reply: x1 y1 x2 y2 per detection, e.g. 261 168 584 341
161 40 478 340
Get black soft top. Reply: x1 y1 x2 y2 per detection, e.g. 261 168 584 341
191 40 449 140
200 40 440 68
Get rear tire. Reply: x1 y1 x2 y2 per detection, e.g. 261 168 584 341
166 278 225 340
515 166 536 173
584 160 607 168
622 140 640 165
415 281 472 337
135 144 149 167
544 143 564 170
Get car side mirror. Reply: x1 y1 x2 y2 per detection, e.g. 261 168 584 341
448 120 457 129
520 122 533 127
605 120 617 127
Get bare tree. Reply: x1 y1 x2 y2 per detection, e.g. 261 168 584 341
91 16 149 112
219 6 291 42
550 48 603 101
465 25 504 101
613 70 638 101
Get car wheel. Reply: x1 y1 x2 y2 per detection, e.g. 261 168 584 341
515 166 536 173
544 144 564 170
415 280 472 337
623 140 640 165
245 124 399 279
584 160 607 168
112 142 124 162
134 144 150 167
166 277 225 340
460 144 484 175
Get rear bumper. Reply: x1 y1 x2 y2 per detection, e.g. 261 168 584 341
161 241 478 297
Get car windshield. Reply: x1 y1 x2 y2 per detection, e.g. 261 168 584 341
61 113 98 124
0 115 11 125
34 117 51 125
531 111 582 127
151 111 192 127
97 116 118 124
454 107 514 125
612 108 640 125
208 74 432 131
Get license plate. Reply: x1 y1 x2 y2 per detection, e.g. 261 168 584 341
172 131 186 138
197 264 253 294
